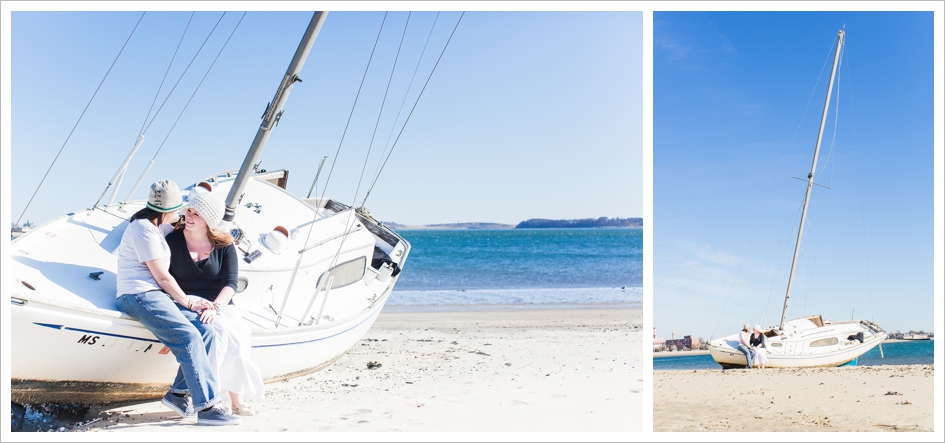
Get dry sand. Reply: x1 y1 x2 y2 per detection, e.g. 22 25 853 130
52 306 643 433
654 365 934 432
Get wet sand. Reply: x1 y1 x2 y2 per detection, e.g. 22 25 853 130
37 307 644 433
654 365 934 432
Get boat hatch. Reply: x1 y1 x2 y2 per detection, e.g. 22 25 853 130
255 169 290 189
806 315 825 328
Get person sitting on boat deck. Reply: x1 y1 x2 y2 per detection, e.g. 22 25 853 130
737 323 755 369
167 189 265 416
115 180 241 426
751 324 768 369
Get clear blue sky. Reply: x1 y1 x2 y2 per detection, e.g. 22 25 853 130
7 9 642 227
653 12 935 340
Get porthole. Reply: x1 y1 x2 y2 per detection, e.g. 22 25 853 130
317 257 367 290
19 280 36 291
236 277 249 293
809 337 839 347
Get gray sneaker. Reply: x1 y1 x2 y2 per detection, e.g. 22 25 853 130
161 392 195 418
197 404 242 426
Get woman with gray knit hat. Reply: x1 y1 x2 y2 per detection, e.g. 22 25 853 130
115 180 241 426
167 189 265 416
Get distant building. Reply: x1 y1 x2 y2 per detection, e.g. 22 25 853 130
664 335 699 351
653 327 665 350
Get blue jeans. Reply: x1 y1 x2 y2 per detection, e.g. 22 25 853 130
117 290 219 410
737 344 754 368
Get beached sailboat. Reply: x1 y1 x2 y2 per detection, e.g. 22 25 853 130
707 29 887 369
11 11 415 405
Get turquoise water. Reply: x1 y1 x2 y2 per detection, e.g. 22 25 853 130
388 228 642 306
653 340 934 370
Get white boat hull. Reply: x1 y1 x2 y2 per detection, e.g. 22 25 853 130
11 173 409 405
707 316 886 369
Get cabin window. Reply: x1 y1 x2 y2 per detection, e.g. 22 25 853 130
317 257 366 290
770 343 782 347
809 337 839 347
236 277 249 293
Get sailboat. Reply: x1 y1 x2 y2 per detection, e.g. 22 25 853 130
706 29 887 369
11 12 414 405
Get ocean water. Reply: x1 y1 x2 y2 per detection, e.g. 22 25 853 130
653 340 934 370
387 228 642 307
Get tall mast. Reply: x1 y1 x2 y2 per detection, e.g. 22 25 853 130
223 11 329 222
779 29 845 331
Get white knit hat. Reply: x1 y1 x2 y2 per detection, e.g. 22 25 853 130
186 181 213 202
186 191 224 229
147 180 183 213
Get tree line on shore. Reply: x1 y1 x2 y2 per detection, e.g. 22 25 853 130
515 217 642 229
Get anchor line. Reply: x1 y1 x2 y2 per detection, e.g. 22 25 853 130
15 12 146 229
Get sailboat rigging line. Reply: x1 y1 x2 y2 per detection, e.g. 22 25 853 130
142 12 229 136
371 12 441 187
314 12 390 210
117 11 246 210
759 207 795 328
92 12 197 211
134 13 246 176
15 12 146 229
328 12 414 278
363 12 465 206
759 34 843 328
117 13 245 210
353 12 413 210
801 55 843 317
779 30 844 331
786 35 843 179
845 48 876 323
708 195 775 341
140 12 195 136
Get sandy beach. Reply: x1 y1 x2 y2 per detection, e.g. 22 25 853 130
654 365 934 432
32 306 643 433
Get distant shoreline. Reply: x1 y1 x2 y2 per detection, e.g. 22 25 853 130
383 217 643 231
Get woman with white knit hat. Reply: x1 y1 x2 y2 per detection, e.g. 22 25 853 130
115 180 241 426
166 189 264 416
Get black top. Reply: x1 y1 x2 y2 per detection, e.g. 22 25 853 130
166 229 238 301
749 332 765 347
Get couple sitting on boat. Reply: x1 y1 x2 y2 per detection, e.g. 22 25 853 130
115 180 264 426
737 323 769 369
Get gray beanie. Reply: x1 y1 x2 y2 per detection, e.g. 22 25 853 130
147 180 183 213
187 191 224 229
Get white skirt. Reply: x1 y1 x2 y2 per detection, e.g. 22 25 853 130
753 346 769 366
190 296 265 400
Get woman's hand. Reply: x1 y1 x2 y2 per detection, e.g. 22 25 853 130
198 307 216 324
190 298 215 323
